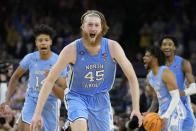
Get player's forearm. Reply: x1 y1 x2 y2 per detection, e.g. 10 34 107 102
184 83 196 96
52 84 65 100
6 76 19 102
147 97 158 112
35 80 54 115
129 80 140 111
161 89 180 119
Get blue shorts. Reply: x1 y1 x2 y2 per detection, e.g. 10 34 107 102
65 91 114 131
21 94 60 131
182 100 196 131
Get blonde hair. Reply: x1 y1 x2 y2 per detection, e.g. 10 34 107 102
81 10 109 36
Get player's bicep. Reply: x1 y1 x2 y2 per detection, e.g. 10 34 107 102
162 69 178 91
182 59 195 84
12 66 26 79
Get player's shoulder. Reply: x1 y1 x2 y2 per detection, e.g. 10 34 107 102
23 51 38 59
59 41 77 59
107 39 120 50
181 57 190 65
65 41 76 49
162 67 174 77
175 55 189 63
108 39 118 45
52 51 58 56
181 57 192 72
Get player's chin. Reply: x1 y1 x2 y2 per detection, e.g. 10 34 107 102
163 52 171 56
40 50 48 55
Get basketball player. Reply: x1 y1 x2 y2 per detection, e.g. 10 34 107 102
30 10 143 131
0 24 67 131
143 46 186 130
159 35 196 131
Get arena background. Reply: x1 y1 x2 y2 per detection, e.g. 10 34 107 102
0 0 196 130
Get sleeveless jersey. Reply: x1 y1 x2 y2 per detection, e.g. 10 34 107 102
148 66 172 116
169 56 195 131
19 51 67 101
69 37 116 95
168 56 187 103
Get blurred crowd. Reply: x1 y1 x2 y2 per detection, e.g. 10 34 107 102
0 0 196 130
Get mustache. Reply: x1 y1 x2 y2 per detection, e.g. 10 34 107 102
81 31 102 43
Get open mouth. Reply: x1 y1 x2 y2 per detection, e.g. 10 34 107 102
144 63 148 69
90 33 96 38
143 60 148 69
41 47 47 51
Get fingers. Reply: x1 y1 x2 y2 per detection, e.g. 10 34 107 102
137 115 143 127
30 121 35 131
130 112 143 127
130 113 134 120
30 119 43 131
35 122 42 131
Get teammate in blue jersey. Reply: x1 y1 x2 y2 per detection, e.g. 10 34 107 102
30 10 143 131
143 46 186 130
159 35 196 130
0 24 67 131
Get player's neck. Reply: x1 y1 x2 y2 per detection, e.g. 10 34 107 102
83 38 101 47
165 55 175 66
39 51 52 60
82 39 101 56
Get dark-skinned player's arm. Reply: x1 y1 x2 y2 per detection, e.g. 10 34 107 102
179 59 196 96
146 80 158 113
160 68 181 129
52 77 67 100
142 75 158 117
44 69 67 100
0 66 26 112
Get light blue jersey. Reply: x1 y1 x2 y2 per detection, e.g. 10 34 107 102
20 51 67 131
69 38 116 95
149 66 186 131
65 38 116 131
169 56 195 131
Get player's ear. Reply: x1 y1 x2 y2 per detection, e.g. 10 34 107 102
81 25 84 30
35 39 38 46
173 46 176 52
50 40 53 46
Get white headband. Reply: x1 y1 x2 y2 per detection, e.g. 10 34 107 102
84 13 101 20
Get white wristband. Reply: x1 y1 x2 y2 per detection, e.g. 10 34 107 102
160 89 180 119
184 83 196 96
